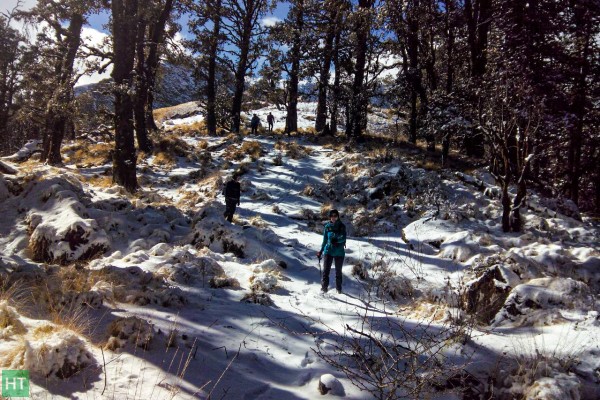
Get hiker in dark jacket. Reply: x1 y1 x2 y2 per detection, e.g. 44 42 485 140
267 113 274 132
250 114 260 135
317 209 347 293
223 174 241 222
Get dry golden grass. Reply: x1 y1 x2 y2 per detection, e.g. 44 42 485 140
154 134 194 157
302 185 315 197
193 171 223 197
0 300 27 336
19 159 41 172
319 203 334 219
152 105 181 123
172 120 207 136
64 142 112 167
364 145 403 164
225 132 240 142
274 140 312 159
0 278 28 307
399 301 451 322
82 174 113 189
152 151 177 168
414 158 442 171
176 190 203 209
223 140 263 161
296 127 318 136
32 324 55 338
197 140 209 150
248 215 268 228
321 140 346 152
344 164 363 175
0 338 27 369
240 141 263 160
56 266 93 293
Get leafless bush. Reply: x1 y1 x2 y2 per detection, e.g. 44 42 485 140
286 253 477 400
311 292 476 399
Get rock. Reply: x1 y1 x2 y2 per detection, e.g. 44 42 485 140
462 266 511 323
318 374 344 396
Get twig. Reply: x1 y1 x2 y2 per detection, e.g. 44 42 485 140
101 347 107 396
212 345 228 359
207 344 241 400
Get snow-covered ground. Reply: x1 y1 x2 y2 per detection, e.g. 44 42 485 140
0 103 599 399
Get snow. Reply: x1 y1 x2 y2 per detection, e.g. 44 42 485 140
0 101 599 399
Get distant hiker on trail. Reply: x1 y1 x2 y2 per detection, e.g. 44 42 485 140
267 113 274 132
317 209 347 294
223 173 241 222
251 114 260 135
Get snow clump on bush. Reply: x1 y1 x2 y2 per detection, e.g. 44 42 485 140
105 316 154 351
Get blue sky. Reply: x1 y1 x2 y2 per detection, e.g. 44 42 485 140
3 1 289 36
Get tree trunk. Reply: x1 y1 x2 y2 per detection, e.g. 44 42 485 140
231 44 250 133
464 0 491 157
348 0 373 141
408 88 418 144
442 0 455 166
445 0 455 95
501 180 511 233
206 0 222 136
285 3 304 135
285 62 299 134
567 3 591 206
134 17 152 153
112 0 139 192
406 1 421 144
465 0 491 79
148 0 175 108
315 5 337 133
510 174 527 232
330 21 342 135
138 0 175 144
230 7 253 134
44 12 84 166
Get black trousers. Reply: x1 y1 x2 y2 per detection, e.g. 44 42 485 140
224 199 238 222
322 254 344 292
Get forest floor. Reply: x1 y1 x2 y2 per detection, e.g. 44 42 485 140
0 101 598 399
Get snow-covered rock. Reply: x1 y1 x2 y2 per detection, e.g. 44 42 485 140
462 265 512 323
0 174 10 201
438 231 482 262
493 278 592 327
25 176 110 264
523 373 581 400
318 374 344 396
192 208 247 257
4 139 42 162
250 272 278 292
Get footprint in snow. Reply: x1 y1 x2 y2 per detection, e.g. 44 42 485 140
243 384 270 400
300 351 315 367
297 371 312 386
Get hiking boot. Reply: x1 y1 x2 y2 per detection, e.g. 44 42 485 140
320 287 328 293
336 289 342 294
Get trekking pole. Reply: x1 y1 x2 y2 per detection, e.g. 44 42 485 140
318 254 322 279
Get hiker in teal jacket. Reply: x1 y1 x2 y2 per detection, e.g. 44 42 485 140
317 209 347 293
